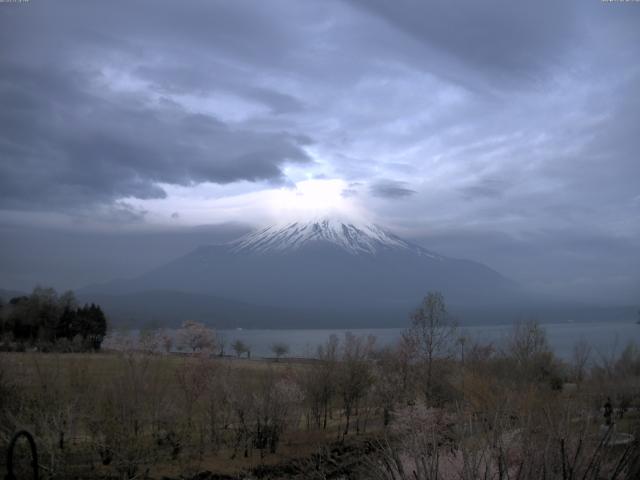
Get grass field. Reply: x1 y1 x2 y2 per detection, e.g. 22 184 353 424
2 330 640 479
0 350 376 479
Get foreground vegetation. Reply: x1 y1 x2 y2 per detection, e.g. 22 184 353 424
1 292 639 479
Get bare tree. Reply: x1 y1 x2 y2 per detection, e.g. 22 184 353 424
90 347 170 479
270 342 290 361
337 332 376 435
177 321 215 353
203 364 233 452
508 319 550 365
571 338 592 383
138 327 161 354
231 339 249 358
507 320 561 385
159 328 173 354
373 341 417 426
614 342 640 377
175 355 215 428
404 292 456 399
297 334 339 430
251 369 301 457
216 332 226 357
365 406 455 480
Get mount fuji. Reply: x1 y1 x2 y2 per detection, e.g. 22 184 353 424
82 217 522 327
229 218 433 256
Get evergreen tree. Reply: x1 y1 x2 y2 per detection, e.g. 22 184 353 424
3 288 108 350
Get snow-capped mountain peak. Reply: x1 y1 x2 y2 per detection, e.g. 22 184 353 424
229 217 439 257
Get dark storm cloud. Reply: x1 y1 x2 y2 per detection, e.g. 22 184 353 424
0 0 605 215
100 203 149 224
0 1 313 212
135 65 307 114
369 180 416 199
0 62 310 210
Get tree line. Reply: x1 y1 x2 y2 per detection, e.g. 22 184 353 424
0 287 108 351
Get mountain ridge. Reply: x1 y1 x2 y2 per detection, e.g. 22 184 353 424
76 219 639 327
82 217 519 314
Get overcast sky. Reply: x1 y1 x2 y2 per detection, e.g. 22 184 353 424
0 0 639 303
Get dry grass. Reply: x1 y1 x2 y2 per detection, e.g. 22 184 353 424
0 351 348 478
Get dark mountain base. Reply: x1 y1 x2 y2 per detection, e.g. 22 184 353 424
80 290 638 329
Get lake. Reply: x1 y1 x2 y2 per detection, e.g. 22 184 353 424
213 321 640 360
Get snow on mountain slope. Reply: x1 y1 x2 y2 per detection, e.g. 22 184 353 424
229 217 441 257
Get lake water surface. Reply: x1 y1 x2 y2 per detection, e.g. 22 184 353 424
214 321 640 360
